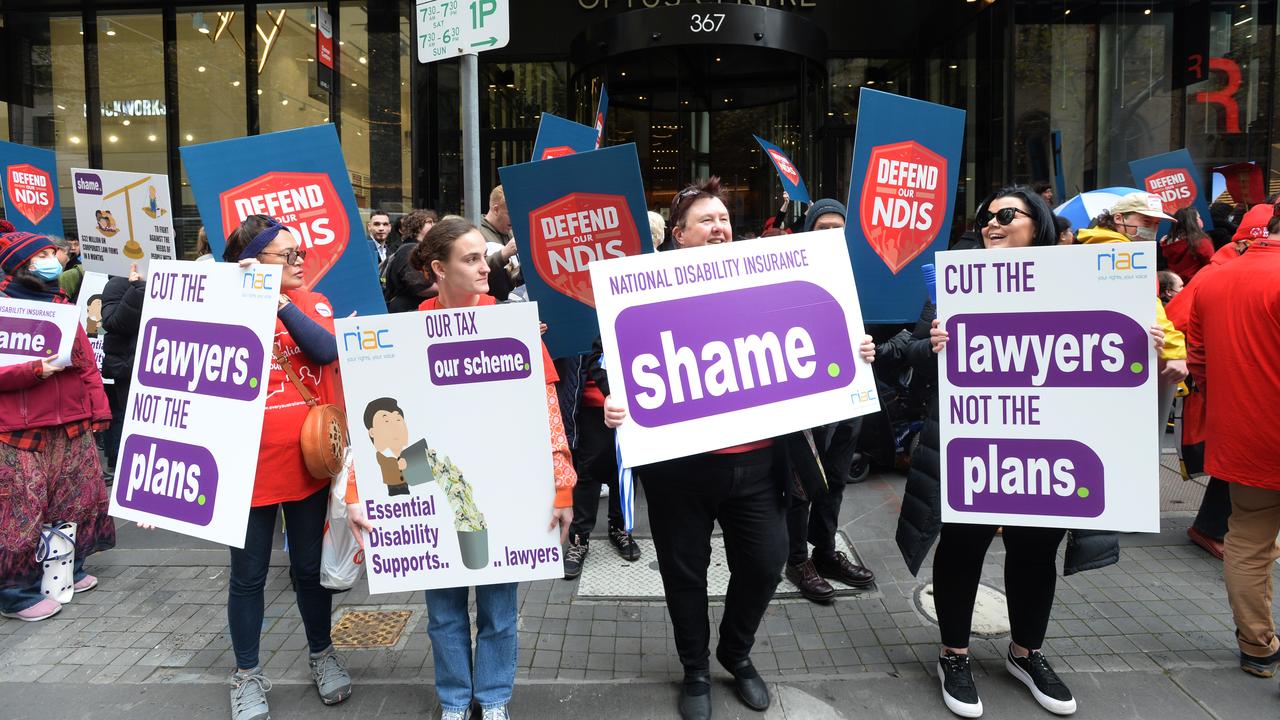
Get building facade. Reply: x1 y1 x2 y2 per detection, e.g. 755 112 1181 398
2 1 1277 253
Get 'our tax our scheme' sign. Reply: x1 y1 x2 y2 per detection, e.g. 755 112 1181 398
591 229 881 468
937 243 1159 532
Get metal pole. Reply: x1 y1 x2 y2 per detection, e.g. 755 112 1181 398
461 52 481 224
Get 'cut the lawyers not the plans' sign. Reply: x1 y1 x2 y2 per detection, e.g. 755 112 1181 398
936 244 1159 532
591 229 881 468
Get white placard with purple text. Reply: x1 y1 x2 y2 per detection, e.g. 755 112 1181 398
70 167 177 278
336 302 562 594
0 297 79 368
75 270 112 384
937 243 1159 532
591 229 880 468
108 260 280 547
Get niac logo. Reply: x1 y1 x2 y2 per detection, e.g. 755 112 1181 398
116 433 219 526
342 325 393 353
0 318 61 359
946 310 1149 388
1144 168 1195 214
615 281 855 427
136 318 265 400
529 192 641 307
859 141 948 274
6 163 55 225
428 337 532 386
946 437 1104 518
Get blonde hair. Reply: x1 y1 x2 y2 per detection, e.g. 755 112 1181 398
489 185 506 210
647 211 666 248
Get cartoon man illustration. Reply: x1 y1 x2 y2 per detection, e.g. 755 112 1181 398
364 397 411 496
85 294 103 336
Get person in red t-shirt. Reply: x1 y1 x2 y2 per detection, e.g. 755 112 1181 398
220 214 351 720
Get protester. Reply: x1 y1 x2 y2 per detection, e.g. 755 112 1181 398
0 231 113 622
478 186 522 301
1053 214 1074 245
761 191 794 235
1161 207 1212 283
380 216 575 720
367 209 398 266
648 210 666 249
783 198 875 604
1158 270 1183 304
383 209 440 312
194 226 215 261
1032 180 1054 206
100 262 147 486
1207 202 1237 250
601 177 874 720
220 214 351 720
1185 203 1280 679
51 234 84 301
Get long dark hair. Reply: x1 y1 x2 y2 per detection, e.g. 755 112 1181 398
1168 207 1208 247
975 185 1058 247
410 216 475 283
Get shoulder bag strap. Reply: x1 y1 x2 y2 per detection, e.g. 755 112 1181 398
273 344 318 407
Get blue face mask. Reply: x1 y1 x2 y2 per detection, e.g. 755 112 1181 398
30 256 63 282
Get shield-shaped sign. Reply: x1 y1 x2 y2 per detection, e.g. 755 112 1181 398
858 141 948 275
218 171 350 291
529 192 641 307
1143 167 1196 215
6 163 56 226
767 149 801 187
541 146 577 161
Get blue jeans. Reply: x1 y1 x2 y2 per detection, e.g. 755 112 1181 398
425 582 519 712
0 555 88 613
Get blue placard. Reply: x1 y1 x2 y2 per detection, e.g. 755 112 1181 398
180 124 386 318
753 135 810 205
845 89 965 324
531 113 599 163
594 86 609 149
0 141 63 236
499 143 653 358
1128 149 1214 231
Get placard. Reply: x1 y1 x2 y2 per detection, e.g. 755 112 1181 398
591 230 880 468
0 297 78 368
531 113 598 162
70 168 177 277
1130 149 1214 230
754 135 810 205
75 270 112 384
337 302 562 592
594 85 609 149
937 244 1158 532
108 260 281 547
0 140 62 236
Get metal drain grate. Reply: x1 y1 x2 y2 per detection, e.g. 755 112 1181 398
330 609 413 648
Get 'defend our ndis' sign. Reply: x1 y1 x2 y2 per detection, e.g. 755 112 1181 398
181 125 386 318
845 89 965 324
500 143 652 358
1129 148 1214 231
0 141 63 236
591 229 880 468
937 243 1159 532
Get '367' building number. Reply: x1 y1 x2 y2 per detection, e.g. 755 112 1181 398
690 13 725 33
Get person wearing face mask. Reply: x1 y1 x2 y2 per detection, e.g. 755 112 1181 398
0 232 113 623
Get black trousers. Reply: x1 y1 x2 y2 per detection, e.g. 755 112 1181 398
568 406 622 541
641 446 787 675
103 379 130 472
1184 442 1231 540
933 523 1066 650
786 419 861 565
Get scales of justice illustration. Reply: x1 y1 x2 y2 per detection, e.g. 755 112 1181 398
95 176 167 260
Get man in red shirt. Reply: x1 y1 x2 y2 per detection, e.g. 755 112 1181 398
1186 203 1280 678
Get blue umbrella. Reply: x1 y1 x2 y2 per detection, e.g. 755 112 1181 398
1054 186 1144 231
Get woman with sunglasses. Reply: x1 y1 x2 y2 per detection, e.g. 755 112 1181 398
220 214 351 720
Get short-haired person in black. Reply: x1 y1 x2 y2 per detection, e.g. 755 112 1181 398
600 178 875 720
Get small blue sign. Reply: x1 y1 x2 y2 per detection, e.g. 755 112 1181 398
531 113 599 163
1129 148 1213 231
753 135 810 205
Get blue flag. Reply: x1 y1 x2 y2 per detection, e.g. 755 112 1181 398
594 86 609 149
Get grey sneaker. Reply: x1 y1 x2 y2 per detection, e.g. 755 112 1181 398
309 647 352 705
439 708 469 720
229 669 271 720
482 706 511 720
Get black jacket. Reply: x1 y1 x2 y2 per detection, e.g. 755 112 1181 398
100 276 146 381
383 242 437 312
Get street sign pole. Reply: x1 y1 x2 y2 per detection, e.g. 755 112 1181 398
461 52 481 224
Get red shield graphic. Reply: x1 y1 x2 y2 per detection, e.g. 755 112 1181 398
218 172 350 292
529 192 641 307
540 146 576 161
767 149 801 187
6 163 55 226
1144 168 1196 214
859 141 948 274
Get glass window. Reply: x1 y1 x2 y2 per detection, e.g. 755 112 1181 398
175 7 247 205
1096 10 1175 186
97 13 167 175
258 4 330 135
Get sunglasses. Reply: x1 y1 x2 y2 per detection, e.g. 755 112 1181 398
977 206 1032 227
259 248 307 265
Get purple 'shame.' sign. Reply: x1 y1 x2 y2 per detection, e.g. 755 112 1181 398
591 229 880 468
0 298 80 368
108 260 282 548
936 244 1159 532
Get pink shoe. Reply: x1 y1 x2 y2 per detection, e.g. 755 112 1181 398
73 575 98 593
1 598 62 622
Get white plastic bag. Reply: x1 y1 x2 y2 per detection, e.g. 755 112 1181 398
320 451 364 591
37 522 76 603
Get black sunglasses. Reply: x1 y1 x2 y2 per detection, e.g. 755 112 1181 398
976 206 1032 227
259 248 307 265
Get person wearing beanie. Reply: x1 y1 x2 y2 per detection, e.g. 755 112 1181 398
0 231 114 623
0 220 14 235
803 198 847 233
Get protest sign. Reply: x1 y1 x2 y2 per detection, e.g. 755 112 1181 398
594 85 609 149
1129 149 1213 230
75 270 112 384
0 140 62 236
70 168 177 276
936 243 1158 532
591 229 880 468
499 143 652 358
337 301 562 593
754 135 810 205
180 124 386 318
531 113 598 162
845 89 965 323
108 260 281 547
0 297 78 368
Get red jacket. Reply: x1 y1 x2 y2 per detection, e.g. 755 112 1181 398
1187 244 1280 489
1162 235 1212 283
0 325 110 432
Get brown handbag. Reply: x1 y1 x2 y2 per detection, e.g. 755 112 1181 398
273 345 349 479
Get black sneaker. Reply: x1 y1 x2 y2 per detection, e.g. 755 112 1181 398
563 536 589 579
1006 646 1077 715
1239 646 1280 678
608 526 641 561
937 651 982 718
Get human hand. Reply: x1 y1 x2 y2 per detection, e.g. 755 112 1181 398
501 238 518 261
1148 324 1165 353
603 395 627 428
346 503 374 549
128 263 141 282
238 258 260 269
539 322 548 336
38 358 66 379
930 319 949 354
550 507 573 545
1161 358 1189 383
859 334 875 363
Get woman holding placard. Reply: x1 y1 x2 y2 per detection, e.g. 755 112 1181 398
0 231 114 623
221 215 352 720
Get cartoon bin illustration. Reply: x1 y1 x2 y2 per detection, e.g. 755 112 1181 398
427 448 489 569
